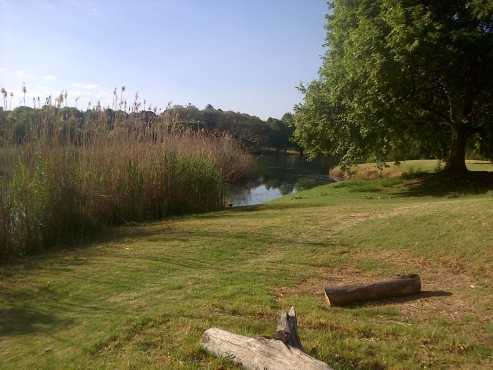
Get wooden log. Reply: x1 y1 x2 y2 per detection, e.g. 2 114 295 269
201 328 332 370
275 306 303 350
324 274 421 307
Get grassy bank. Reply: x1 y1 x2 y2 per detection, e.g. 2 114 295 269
330 159 493 180
1 166 493 369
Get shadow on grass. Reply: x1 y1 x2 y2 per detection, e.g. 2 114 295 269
399 171 493 197
182 201 328 222
0 307 73 337
346 290 452 309
0 285 76 337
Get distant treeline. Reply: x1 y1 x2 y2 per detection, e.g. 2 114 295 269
162 104 298 153
0 104 298 153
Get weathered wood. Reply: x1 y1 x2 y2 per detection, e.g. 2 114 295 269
201 328 332 370
275 306 303 350
324 274 421 306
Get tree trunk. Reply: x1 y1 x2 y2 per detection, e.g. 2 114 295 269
201 307 332 370
445 127 468 174
324 274 421 307
201 329 332 370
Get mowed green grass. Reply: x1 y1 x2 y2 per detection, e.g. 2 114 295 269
1 169 493 369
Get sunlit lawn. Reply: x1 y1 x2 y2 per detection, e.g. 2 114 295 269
1 170 493 369
332 159 493 180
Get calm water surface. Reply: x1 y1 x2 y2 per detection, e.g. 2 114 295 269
226 154 336 207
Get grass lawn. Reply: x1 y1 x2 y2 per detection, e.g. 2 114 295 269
330 159 493 180
1 166 493 369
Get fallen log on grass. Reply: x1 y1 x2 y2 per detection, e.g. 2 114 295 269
201 307 332 370
324 274 421 307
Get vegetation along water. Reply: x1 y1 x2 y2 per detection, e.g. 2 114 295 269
0 107 254 259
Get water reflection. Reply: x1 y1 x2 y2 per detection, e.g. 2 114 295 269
226 154 336 207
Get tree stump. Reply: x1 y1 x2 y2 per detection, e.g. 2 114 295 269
274 306 303 350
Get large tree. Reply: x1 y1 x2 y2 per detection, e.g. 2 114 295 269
294 0 493 173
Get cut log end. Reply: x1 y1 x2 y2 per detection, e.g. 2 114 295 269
325 274 422 307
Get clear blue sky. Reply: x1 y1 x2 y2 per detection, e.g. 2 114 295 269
0 0 327 119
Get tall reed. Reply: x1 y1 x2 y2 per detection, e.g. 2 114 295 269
0 106 254 259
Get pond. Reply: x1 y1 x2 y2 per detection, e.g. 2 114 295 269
226 154 337 207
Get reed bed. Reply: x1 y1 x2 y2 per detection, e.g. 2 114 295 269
0 106 254 259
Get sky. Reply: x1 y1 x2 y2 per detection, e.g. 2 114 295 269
0 0 327 119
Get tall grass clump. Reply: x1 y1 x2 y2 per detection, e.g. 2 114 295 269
0 105 254 259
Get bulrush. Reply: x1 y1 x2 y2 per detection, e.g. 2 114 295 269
0 104 254 259
22 83 27 106
0 88 7 109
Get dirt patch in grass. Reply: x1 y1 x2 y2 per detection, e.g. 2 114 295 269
277 249 492 324
372 251 492 322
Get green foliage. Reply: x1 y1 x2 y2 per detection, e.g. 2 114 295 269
294 0 493 171
0 146 226 259
266 117 294 151
160 104 298 152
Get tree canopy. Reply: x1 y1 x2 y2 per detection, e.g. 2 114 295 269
159 105 297 152
293 0 493 173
